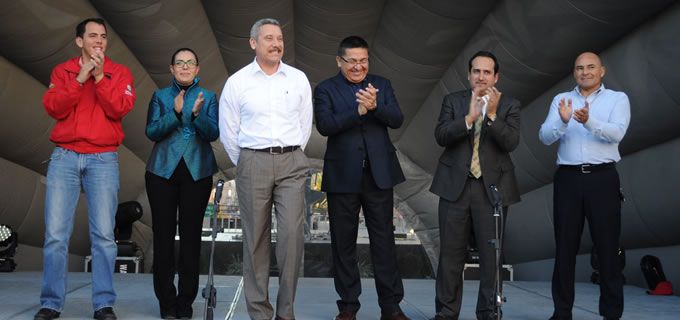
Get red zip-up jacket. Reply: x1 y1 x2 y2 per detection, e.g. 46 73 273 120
43 56 136 153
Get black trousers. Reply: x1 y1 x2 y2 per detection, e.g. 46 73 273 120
327 167 404 314
435 177 507 320
145 160 212 317
551 165 623 319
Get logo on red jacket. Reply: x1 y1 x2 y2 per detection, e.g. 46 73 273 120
124 84 133 96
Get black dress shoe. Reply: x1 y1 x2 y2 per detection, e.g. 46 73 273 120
335 310 357 320
478 310 502 320
34 308 60 320
93 307 117 320
380 311 411 320
160 306 176 319
176 305 192 319
433 314 459 320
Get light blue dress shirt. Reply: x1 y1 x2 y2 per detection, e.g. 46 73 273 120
539 84 630 165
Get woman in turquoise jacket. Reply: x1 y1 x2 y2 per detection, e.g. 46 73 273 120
145 48 218 319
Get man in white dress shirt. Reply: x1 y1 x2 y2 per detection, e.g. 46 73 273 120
218 18 313 320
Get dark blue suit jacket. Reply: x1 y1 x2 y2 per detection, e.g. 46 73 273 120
314 73 405 193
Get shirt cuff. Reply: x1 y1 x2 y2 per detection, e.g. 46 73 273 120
583 117 597 131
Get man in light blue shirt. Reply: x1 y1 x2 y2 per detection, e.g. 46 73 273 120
539 52 630 320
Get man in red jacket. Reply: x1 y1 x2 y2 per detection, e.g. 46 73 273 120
35 18 135 320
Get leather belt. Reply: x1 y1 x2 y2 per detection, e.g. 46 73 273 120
468 172 481 179
559 162 615 174
248 146 299 154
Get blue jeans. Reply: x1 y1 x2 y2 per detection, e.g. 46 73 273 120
40 147 119 311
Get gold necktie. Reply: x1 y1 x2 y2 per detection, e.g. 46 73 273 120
470 116 483 178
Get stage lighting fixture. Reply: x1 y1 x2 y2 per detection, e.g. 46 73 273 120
0 224 18 272
115 201 143 241
114 201 143 257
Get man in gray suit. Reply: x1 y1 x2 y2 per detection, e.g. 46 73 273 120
430 51 521 320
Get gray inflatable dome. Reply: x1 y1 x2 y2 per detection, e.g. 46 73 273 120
1 0 679 292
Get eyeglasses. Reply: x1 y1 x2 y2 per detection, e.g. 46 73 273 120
340 56 369 66
174 59 198 68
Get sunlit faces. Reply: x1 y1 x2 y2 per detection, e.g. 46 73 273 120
250 24 284 67
337 47 369 84
468 56 498 93
75 21 107 59
574 52 605 93
170 50 200 86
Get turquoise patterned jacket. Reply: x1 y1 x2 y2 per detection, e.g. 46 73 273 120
145 77 219 180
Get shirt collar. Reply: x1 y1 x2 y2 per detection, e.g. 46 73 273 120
249 57 288 76
574 83 605 97
345 76 364 87
172 77 200 90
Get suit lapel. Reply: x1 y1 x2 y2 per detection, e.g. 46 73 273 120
461 91 476 146
331 73 359 112
481 95 505 142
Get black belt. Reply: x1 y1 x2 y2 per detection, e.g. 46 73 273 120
248 146 299 154
468 172 481 179
559 162 615 174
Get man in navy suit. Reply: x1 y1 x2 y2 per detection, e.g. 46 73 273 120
314 36 410 320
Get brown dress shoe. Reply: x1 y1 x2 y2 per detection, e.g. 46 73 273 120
335 310 357 320
380 311 411 320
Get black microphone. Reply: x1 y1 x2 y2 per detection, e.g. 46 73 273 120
214 179 225 204
489 184 502 207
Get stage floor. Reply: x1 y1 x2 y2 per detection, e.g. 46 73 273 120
1 272 678 319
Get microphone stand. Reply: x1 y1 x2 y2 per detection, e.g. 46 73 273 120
203 179 224 320
488 185 506 320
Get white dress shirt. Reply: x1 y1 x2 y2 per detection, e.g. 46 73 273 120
219 58 313 165
539 84 630 165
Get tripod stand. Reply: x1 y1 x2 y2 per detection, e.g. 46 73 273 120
203 179 224 320
488 184 506 320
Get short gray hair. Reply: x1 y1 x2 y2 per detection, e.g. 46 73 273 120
250 18 281 39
